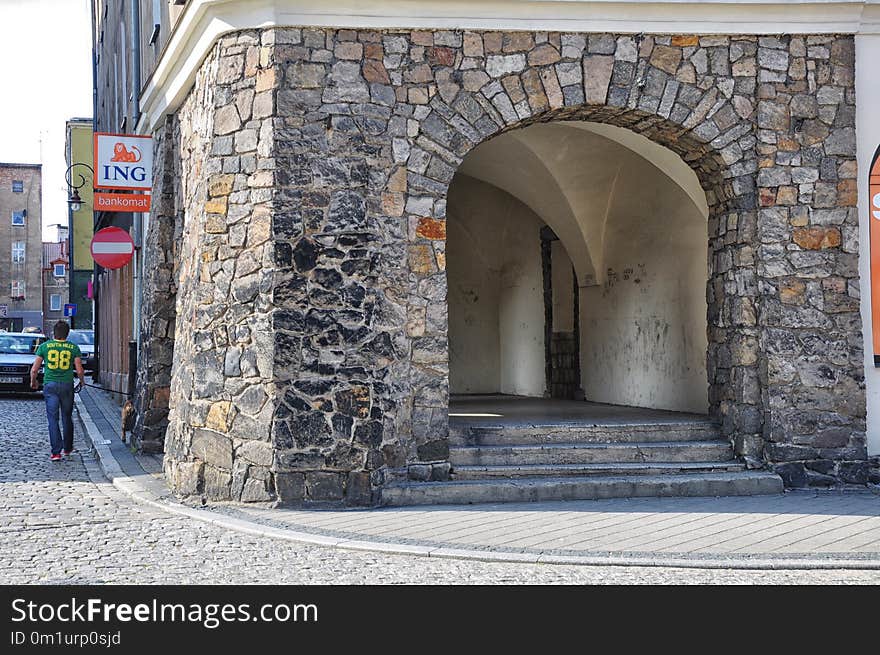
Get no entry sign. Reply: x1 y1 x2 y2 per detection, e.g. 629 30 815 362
90 226 135 269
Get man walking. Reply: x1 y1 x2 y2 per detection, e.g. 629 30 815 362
30 321 86 461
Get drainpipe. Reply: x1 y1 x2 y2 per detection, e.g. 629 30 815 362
131 0 141 129
66 134 75 329
90 0 100 381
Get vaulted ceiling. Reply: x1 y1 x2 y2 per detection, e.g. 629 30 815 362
455 121 709 286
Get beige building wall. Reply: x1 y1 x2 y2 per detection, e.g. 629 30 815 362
0 164 43 331
66 120 94 272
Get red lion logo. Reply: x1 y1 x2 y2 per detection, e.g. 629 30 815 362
110 143 141 163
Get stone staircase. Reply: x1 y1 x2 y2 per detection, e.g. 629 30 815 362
378 412 783 506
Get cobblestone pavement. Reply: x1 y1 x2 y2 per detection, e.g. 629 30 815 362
2 395 879 584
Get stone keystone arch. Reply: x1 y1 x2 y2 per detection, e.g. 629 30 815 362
154 28 865 505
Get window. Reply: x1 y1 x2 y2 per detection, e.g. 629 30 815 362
120 20 128 120
10 280 25 300
12 180 23 193
150 0 161 44
68 330 94 346
0 334 43 354
113 52 119 127
11 211 25 226
50 294 62 312
53 264 66 277
12 242 24 263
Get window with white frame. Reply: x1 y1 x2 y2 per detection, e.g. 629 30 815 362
11 211 25 226
12 180 23 193
11 242 24 263
53 264 65 277
10 280 25 300
50 294 62 311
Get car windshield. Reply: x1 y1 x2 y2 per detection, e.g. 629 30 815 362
68 331 94 346
0 335 43 355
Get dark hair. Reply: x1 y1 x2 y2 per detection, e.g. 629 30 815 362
53 321 70 340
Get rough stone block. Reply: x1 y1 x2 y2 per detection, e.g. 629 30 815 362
774 462 808 487
417 439 449 461
408 464 432 481
838 461 869 484
204 465 233 500
582 55 614 104
345 471 373 505
650 45 682 74
191 429 233 469
205 401 232 432
305 472 345 501
792 226 841 250
274 472 305 504
175 461 204 496
240 478 274 502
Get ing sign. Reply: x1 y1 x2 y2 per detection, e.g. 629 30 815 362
94 132 153 191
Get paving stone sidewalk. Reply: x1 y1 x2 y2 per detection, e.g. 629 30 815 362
76 386 880 571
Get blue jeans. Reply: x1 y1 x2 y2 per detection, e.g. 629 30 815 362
44 381 74 455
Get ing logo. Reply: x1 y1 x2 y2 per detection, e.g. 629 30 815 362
110 143 142 163
94 133 153 189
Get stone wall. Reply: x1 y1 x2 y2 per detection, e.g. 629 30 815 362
151 27 866 505
754 36 866 485
133 121 179 453
162 30 278 502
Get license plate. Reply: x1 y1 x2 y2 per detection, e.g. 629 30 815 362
0 376 22 383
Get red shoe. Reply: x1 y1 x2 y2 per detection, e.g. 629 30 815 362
50 454 62 462
63 450 73 456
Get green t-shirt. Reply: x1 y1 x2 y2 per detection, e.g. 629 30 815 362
36 339 82 383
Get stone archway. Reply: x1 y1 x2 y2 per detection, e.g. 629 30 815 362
155 28 865 505
398 52 757 482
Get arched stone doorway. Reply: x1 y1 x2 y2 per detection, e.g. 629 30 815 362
404 92 750 460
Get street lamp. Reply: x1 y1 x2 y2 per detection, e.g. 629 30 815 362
64 161 93 333
65 162 93 212
68 188 84 212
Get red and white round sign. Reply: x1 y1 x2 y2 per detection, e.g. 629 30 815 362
90 226 135 269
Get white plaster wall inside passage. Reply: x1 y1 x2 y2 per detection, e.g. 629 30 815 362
579 156 709 414
456 121 709 413
447 175 546 396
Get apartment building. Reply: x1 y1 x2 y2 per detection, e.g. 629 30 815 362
0 163 42 332
41 240 69 337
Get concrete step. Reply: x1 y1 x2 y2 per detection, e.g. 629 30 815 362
449 441 734 466
451 461 745 479
448 421 720 446
377 471 784 507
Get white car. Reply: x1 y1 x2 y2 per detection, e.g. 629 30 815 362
67 330 95 373
0 332 47 392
